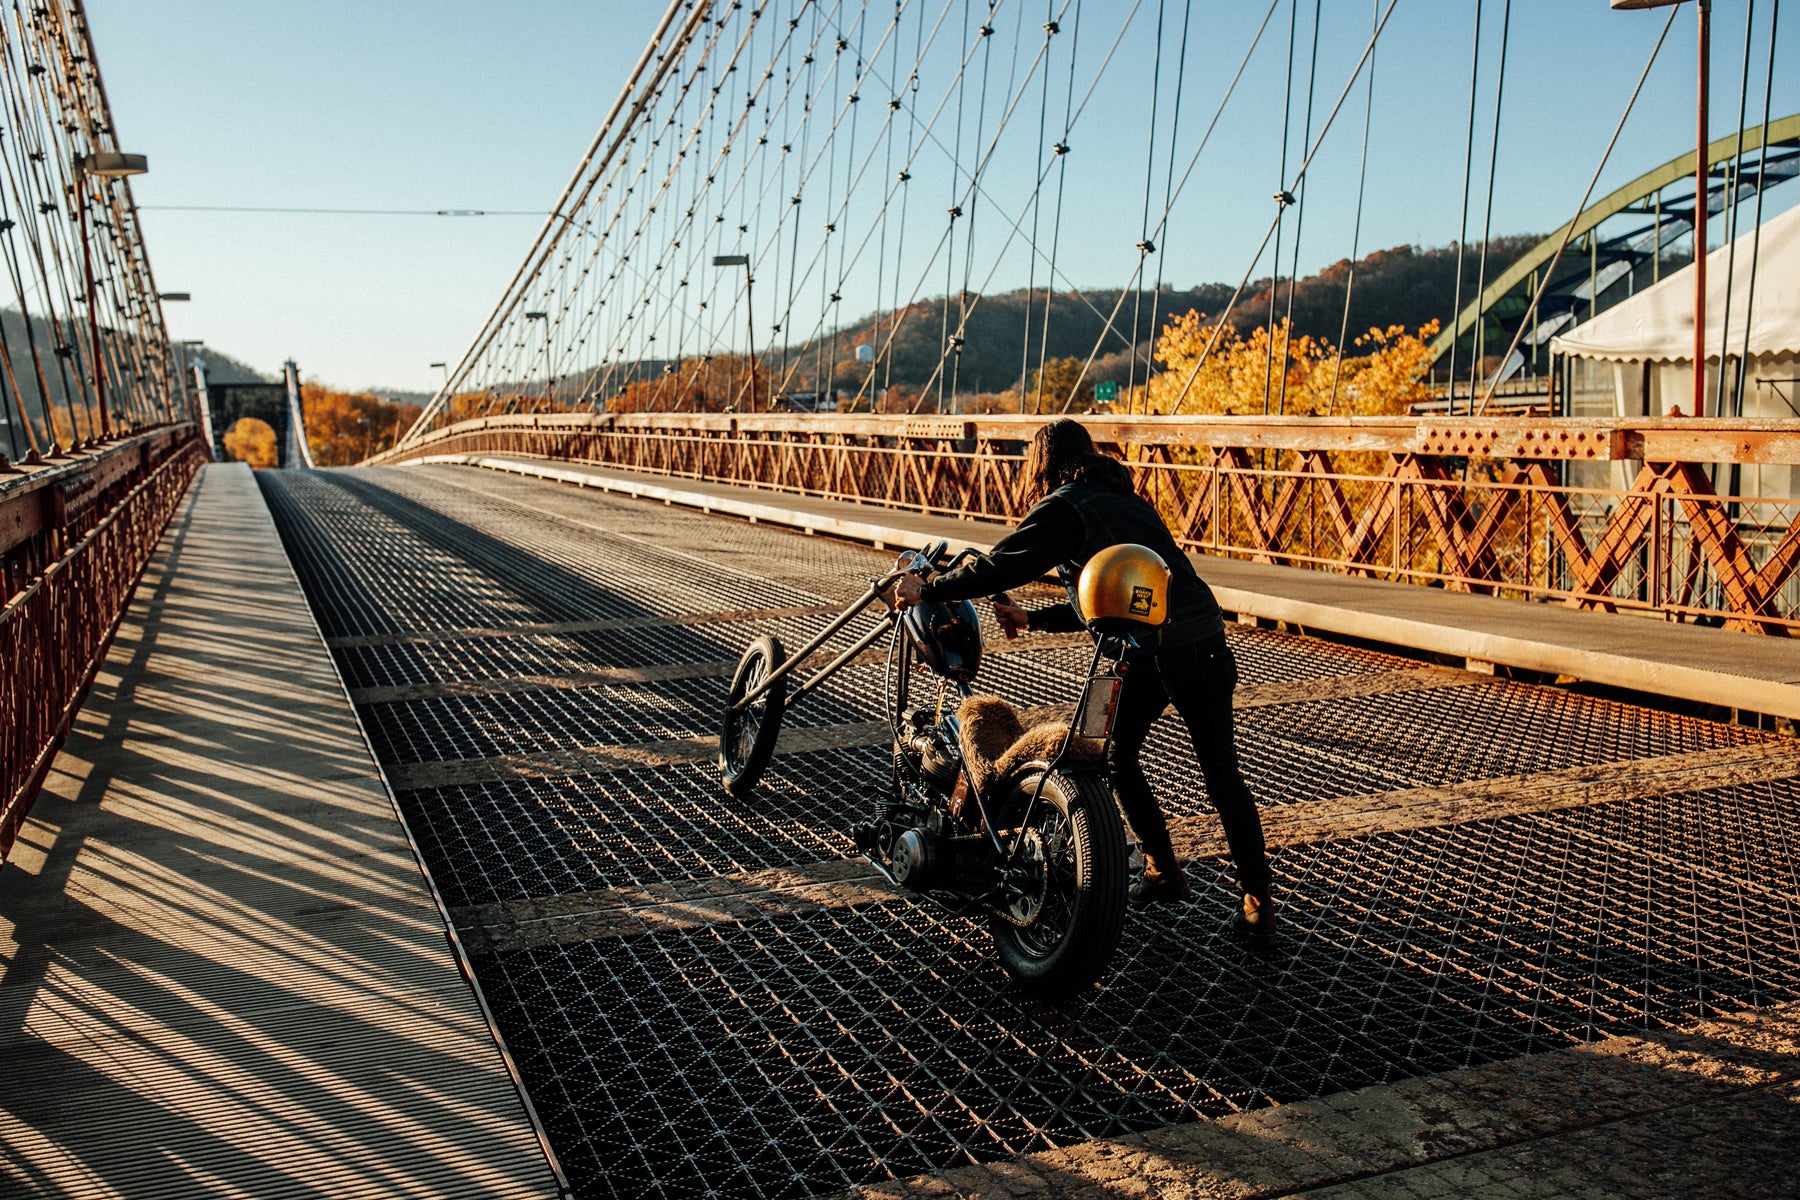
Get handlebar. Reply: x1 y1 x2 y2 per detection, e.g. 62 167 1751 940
869 540 979 609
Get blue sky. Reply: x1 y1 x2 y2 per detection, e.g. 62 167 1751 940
91 1 1797 392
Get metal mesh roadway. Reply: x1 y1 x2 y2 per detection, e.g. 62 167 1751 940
260 465 1798 1200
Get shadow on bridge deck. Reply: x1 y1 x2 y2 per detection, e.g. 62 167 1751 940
0 463 560 1198
244 458 1800 1199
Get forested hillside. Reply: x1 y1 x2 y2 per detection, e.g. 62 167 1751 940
770 237 1538 398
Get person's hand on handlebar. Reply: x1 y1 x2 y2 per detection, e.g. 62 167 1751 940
894 572 926 608
991 595 1029 640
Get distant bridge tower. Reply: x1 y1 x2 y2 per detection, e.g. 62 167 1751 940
283 361 316 469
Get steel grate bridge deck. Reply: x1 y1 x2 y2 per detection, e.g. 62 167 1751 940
261 465 1800 1200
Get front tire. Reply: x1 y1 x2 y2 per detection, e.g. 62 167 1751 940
989 770 1128 996
720 635 786 797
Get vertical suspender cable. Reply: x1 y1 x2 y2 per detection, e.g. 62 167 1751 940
1468 0 1509 405
1262 0 1298 414
1034 0 1080 414
1476 5 1677 414
1021 1 1054 408
1127 0 1168 404
1713 0 1757 419
1328 0 1378 416
1728 0 1778 531
1447 0 1483 415
1140 0 1194 415
1275 0 1321 416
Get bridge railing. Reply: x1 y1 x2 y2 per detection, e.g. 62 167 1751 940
1 426 207 859
370 413 1800 636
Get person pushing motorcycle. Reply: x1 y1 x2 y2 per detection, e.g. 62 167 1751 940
893 419 1277 945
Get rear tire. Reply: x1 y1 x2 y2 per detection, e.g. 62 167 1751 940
720 635 786 797
989 770 1127 996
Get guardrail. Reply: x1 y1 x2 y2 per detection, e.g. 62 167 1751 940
370 412 1800 636
1 426 207 859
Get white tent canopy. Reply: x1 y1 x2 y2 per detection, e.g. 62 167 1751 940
1551 201 1800 363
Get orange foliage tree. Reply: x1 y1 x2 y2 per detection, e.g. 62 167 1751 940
222 417 278 469
1140 312 1438 418
301 383 424 466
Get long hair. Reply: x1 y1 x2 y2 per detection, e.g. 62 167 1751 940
1022 419 1131 501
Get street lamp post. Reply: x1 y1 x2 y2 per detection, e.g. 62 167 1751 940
73 150 147 439
524 311 552 407
712 254 757 410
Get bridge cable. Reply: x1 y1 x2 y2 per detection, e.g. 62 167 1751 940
1165 0 1398 416
751 1 958 407
1035 0 1082 415
1126 0 1170 408
1713 0 1758 420
1068 0 1281 415
1275 0 1323 417
1021 0 1055 413
1467 0 1509 411
952 1 1004 405
407 0 700 438
1138 0 1196 415
816 0 1097 413
888 2 927 404
842 0 1122 415
1733 0 1781 424
888 1 1146 414
1062 0 1285 413
1327 0 1380 417
0 38 84 443
795 3 1155 413
1446 0 1483 416
1475 3 1676 415
0 141 45 450
756 0 991 410
1262 0 1299 415
755 0 1006 409
932 0 972 411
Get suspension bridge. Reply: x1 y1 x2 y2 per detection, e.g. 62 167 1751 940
5 1 1800 1197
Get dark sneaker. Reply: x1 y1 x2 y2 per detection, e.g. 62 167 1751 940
1127 861 1193 907
1233 892 1278 948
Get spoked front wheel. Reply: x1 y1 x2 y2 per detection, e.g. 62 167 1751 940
989 770 1127 996
720 634 787 797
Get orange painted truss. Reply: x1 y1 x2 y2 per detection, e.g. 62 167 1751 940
375 413 1800 635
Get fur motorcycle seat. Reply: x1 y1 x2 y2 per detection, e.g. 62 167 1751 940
955 694 1100 797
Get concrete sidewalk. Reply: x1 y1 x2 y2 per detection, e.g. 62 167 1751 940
0 464 561 1198
422 453 1800 721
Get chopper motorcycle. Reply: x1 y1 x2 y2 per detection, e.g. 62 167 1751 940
719 539 1174 995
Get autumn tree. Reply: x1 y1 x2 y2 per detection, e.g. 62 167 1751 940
1143 312 1438 418
1026 356 1093 413
300 382 424 466
223 416 278 469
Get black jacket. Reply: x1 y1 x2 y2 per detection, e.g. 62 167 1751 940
918 481 1223 647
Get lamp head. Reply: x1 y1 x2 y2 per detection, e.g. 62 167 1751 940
76 151 147 178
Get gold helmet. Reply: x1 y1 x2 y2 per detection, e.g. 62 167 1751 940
1077 544 1171 633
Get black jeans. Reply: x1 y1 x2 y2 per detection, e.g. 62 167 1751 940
1106 632 1272 899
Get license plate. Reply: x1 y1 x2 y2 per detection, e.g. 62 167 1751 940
1074 674 1121 740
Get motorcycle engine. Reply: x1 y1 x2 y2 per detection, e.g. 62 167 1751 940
899 707 961 794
